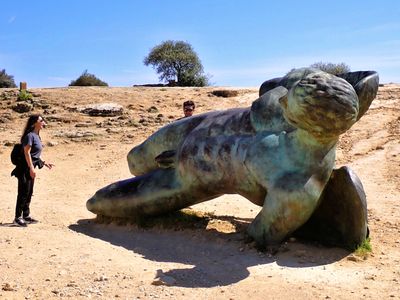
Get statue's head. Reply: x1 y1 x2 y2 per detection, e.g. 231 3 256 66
280 70 359 139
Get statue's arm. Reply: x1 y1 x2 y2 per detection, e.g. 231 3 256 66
247 173 327 246
250 86 294 133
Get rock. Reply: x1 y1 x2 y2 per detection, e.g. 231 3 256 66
1 90 17 100
78 103 123 117
2 283 15 291
59 131 96 139
75 123 90 127
94 275 108 282
0 112 13 123
12 101 33 113
32 99 50 109
147 106 159 113
47 141 58 147
106 128 122 134
44 115 64 123
152 269 176 286
67 281 78 287
347 255 362 262
44 109 57 114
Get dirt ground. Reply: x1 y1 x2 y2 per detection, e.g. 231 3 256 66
0 84 399 299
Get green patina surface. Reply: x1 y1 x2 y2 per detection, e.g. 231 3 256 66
87 68 379 249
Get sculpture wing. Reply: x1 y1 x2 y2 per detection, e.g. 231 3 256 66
258 77 282 97
337 71 379 120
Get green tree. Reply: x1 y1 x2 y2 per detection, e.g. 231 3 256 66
0 69 17 88
144 40 209 87
310 62 351 75
69 70 108 86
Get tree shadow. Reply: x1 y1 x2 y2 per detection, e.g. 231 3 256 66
69 215 349 288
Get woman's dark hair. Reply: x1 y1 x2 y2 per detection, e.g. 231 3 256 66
21 114 42 142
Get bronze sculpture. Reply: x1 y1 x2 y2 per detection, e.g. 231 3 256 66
87 68 379 249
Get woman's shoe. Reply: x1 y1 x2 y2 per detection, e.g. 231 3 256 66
23 216 38 224
14 217 27 227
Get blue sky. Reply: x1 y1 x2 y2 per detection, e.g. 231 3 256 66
1 0 399 87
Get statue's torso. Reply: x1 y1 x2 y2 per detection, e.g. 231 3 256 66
178 127 336 206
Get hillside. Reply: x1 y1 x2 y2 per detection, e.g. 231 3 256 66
0 84 399 299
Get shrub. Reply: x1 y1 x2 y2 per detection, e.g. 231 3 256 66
69 70 108 86
211 89 239 97
17 90 33 101
0 69 17 88
310 62 351 75
354 238 372 258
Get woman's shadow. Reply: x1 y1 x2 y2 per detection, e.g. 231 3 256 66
69 213 349 288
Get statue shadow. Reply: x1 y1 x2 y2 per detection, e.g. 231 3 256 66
69 216 349 288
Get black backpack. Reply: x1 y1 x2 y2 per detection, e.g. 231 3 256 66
11 143 24 165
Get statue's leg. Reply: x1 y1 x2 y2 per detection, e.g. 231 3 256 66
86 168 203 218
247 192 319 247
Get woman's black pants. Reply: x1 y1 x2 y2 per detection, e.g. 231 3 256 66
15 170 35 219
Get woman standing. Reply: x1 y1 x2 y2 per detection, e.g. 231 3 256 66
12 114 54 227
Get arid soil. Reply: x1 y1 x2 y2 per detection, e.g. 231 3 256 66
0 84 399 299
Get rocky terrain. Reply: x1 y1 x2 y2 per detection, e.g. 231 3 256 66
0 84 399 299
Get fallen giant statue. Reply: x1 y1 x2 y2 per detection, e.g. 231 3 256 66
87 68 379 249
